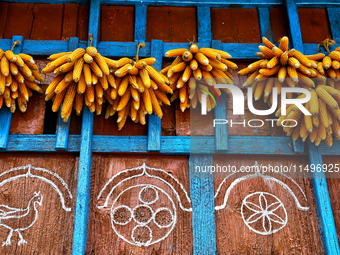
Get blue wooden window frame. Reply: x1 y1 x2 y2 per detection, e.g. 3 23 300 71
0 0 340 254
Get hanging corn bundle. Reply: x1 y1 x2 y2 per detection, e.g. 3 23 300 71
0 41 44 113
162 43 238 112
240 36 340 146
43 36 115 122
276 48 340 147
105 43 172 130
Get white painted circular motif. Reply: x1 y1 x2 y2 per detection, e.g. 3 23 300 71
241 192 287 235
110 184 177 246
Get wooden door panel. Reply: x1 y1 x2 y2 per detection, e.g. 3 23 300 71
0 153 78 255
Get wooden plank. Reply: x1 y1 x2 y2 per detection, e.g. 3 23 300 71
134 5 147 42
72 0 99 253
5 0 90 4
327 8 340 42
147 40 163 152
86 155 192 254
30 4 64 40
55 37 79 151
214 155 323 254
298 8 331 43
100 5 135 42
269 7 289 43
189 155 216 254
3 3 34 39
258 8 274 41
307 141 340 254
146 6 197 42
0 153 78 254
211 8 261 43
77 4 90 41
0 2 9 39
0 36 23 150
212 40 228 151
62 3 79 40
197 6 212 43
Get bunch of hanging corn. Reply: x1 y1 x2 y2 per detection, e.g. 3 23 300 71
105 57 172 130
275 48 340 146
162 44 237 112
43 46 116 122
0 48 44 113
239 36 326 104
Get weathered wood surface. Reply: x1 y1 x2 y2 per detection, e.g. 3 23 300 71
0 153 78 255
213 155 323 254
86 154 193 254
269 7 289 43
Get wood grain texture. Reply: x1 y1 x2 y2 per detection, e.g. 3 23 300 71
0 2 9 39
62 4 79 40
100 5 135 42
0 153 78 255
269 7 289 43
211 8 261 43
76 4 90 41
86 154 193 254
213 155 323 254
146 6 197 42
298 8 331 43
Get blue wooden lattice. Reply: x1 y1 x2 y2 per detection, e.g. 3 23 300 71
0 0 340 254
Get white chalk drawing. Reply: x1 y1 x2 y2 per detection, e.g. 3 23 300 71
0 191 43 246
215 161 309 235
0 164 73 246
97 163 191 247
241 192 287 235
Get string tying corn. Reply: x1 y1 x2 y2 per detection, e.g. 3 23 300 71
0 41 44 113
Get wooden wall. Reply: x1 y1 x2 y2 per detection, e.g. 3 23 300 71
0 2 337 254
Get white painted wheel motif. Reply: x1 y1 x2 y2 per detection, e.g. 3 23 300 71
110 184 176 247
241 192 287 235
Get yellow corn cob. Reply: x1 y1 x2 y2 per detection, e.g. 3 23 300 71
149 88 162 118
17 93 27 113
272 47 284 58
323 56 332 69
182 51 193 62
93 53 110 76
332 118 340 136
161 56 182 74
128 66 139 76
9 62 18 76
288 57 300 68
64 71 74 83
76 73 86 94
318 121 327 140
5 75 12 87
115 57 132 68
25 80 43 94
220 59 238 70
256 52 266 59
14 72 24 84
17 81 28 101
134 58 156 69
326 68 336 79
304 102 313 132
83 53 93 64
279 36 289 52
259 65 280 76
332 60 340 70
11 89 18 99
1 56 9 77
277 66 287 83
129 75 139 90
72 57 84 83
99 75 108 90
298 64 311 76
89 61 103 78
319 98 329 128
195 52 209 66
292 51 311 67
262 37 275 49
209 58 228 71
263 78 274 102
153 89 170 106
137 68 150 88
115 64 131 77
143 64 165 84
306 53 325 61
279 51 289 66
316 62 325 75
74 93 83 116
95 82 103 98
259 45 275 59
254 79 266 101
80 64 91 86
4 51 17 62
199 48 221 60
165 48 187 58
59 62 75 74
48 52 71 61
189 59 198 70
211 49 232 59
3 87 10 99
143 88 153 114
316 87 339 109
15 55 24 68
298 72 315 88
171 62 187 73
238 67 252 76
200 64 213 72
67 48 85 63
55 77 73 94
31 69 45 83
188 44 198 54
92 73 98 85
309 90 319 116
182 65 192 82
86 83 95 103
86 46 97 57
330 51 340 61
105 74 115 89
118 75 129 96
60 83 76 119
193 68 202 80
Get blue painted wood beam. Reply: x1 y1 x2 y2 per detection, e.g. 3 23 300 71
4 134 340 155
258 8 274 41
212 40 228 151
327 8 340 42
55 37 79 150
285 0 305 153
0 36 23 149
72 0 99 254
189 155 217 255
197 6 212 43
147 40 163 151
307 140 340 255
134 5 147 43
